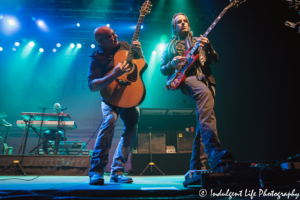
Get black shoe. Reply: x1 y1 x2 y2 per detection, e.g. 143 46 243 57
89 174 104 185
110 175 133 183
208 150 233 170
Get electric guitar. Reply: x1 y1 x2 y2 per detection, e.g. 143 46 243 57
100 1 151 108
165 0 246 90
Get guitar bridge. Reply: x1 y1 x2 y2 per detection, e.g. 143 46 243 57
116 79 131 85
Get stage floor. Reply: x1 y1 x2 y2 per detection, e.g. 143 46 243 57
1 175 299 199
0 175 201 199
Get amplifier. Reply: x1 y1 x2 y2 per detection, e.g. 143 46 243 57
138 133 166 153
177 131 195 153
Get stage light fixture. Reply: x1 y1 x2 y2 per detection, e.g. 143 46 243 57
91 44 95 48
152 51 157 55
15 42 20 46
29 42 35 47
53 48 57 52
107 24 110 27
70 43 75 48
0 47 3 51
56 43 61 48
8 19 16 26
39 48 44 52
37 20 45 27
77 23 80 27
3 16 20 35
159 44 166 51
12 47 16 51
77 43 82 48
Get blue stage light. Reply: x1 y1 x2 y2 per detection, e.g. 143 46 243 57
91 44 95 48
8 19 16 26
2 16 20 36
70 43 75 48
0 47 3 51
77 43 82 48
141 25 143 29
36 19 48 32
37 20 45 27
15 42 20 46
0 15 3 20
12 47 16 51
107 24 110 27
29 42 35 47
39 48 44 52
152 51 157 55
56 43 61 48
53 48 57 52
77 23 80 27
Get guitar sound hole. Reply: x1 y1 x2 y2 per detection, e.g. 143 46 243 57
127 63 137 82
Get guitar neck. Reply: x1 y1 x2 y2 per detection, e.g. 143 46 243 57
188 4 233 56
127 15 145 62
203 6 231 38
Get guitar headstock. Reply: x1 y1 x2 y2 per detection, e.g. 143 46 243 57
228 0 246 9
140 0 152 16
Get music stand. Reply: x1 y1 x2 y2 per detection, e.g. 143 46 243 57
140 126 165 175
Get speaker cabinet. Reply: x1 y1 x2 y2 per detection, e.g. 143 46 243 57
137 133 166 153
177 131 195 153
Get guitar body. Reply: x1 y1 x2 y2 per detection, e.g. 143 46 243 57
166 47 199 90
100 50 147 108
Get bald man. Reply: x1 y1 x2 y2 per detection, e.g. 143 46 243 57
87 26 146 185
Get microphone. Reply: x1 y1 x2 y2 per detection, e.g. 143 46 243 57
60 108 68 111
38 107 52 109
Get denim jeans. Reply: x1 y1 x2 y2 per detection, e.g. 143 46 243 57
181 76 222 170
89 101 139 177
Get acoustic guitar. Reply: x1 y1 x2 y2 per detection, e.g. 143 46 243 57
165 0 246 90
100 1 152 108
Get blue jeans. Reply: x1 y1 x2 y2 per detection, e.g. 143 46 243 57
89 101 139 177
181 76 222 170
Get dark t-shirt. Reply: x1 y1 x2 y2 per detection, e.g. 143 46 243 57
87 41 144 91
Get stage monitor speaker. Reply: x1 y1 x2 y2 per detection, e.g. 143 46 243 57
138 133 166 153
177 131 195 153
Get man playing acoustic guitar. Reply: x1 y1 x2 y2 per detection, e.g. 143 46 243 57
87 26 145 185
161 13 233 171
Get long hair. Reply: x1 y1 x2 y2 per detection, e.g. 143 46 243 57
171 13 191 37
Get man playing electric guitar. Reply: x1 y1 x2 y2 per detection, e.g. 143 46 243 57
161 13 232 171
87 26 145 185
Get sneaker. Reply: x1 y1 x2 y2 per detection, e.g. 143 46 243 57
110 175 133 183
89 174 104 185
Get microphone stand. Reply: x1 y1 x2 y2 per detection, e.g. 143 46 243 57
36 107 47 155
140 126 165 176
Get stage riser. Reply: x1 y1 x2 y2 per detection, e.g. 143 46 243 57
131 153 191 175
0 155 90 176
